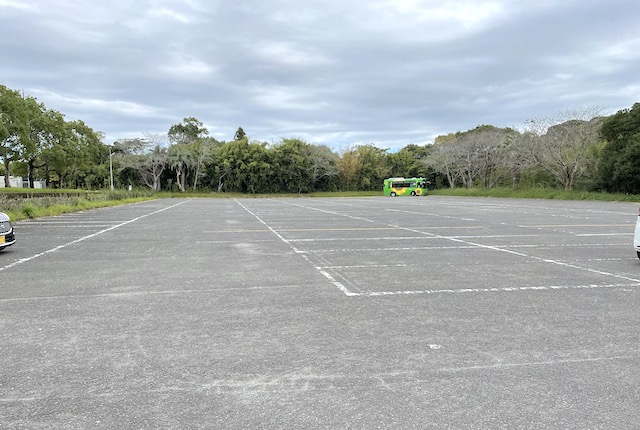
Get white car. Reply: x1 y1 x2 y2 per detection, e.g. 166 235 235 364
635 208 640 259
0 212 15 251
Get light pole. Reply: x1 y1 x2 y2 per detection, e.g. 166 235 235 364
109 149 114 191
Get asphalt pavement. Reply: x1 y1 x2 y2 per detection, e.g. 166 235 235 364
1 196 639 429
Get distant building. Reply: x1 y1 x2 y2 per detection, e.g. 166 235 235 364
0 176 46 188
0 176 24 188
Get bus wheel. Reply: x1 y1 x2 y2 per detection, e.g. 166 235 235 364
390 192 396 197
410 191 416 196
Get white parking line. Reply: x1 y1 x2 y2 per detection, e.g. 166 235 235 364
0 200 190 273
304 243 624 254
0 283 308 303
235 200 356 296
357 283 640 297
279 200 640 295
18 221 128 225
320 264 408 269
287 234 539 242
387 208 475 221
577 233 633 237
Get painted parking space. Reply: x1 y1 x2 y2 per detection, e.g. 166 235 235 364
234 197 640 298
1 196 640 429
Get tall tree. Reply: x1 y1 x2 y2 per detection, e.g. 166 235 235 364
52 120 103 188
351 144 389 190
523 107 604 190
168 117 208 145
306 144 339 191
168 117 208 192
425 139 464 189
217 139 270 193
234 127 246 141
20 98 66 188
190 137 219 191
137 144 168 191
387 144 430 178
598 103 640 193
338 148 361 191
109 137 146 189
0 85 27 187
427 126 515 189
168 144 192 192
464 126 515 189
270 138 312 193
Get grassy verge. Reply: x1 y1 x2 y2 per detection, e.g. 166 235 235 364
2 187 639 222
149 190 382 198
0 190 156 221
429 187 640 202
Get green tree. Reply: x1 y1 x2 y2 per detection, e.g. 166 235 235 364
217 139 271 193
337 148 360 191
355 144 390 190
168 144 192 192
40 121 90 188
387 144 430 178
168 117 209 192
135 144 168 191
48 120 103 188
270 138 312 193
168 117 208 145
190 137 220 191
598 103 640 193
0 85 27 187
20 98 66 188
234 127 246 141
109 137 151 189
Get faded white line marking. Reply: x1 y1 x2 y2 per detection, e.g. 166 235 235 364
0 284 309 303
18 221 128 225
586 258 629 261
320 264 408 269
387 208 475 221
577 233 633 237
354 283 639 297
281 201 640 294
288 234 540 242
0 200 190 273
235 200 357 296
307 243 626 253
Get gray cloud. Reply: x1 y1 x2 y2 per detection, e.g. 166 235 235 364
2 0 639 150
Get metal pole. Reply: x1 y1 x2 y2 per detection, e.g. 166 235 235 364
109 150 114 191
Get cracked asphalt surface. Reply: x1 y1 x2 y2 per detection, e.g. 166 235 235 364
1 196 639 429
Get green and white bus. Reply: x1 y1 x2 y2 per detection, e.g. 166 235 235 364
383 177 428 196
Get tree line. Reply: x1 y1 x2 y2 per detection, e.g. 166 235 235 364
2 84 640 194
0 85 103 189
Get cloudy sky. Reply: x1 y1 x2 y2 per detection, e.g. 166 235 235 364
1 0 639 151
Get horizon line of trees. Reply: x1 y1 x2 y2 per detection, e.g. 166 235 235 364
2 84 640 194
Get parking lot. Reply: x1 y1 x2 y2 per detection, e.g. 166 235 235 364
1 196 639 429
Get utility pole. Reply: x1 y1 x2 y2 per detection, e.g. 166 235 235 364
109 149 114 191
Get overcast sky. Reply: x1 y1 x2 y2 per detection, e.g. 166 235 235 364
2 0 639 151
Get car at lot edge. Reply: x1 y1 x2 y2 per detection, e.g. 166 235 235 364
0 212 15 251
635 207 640 259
